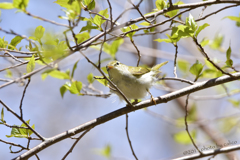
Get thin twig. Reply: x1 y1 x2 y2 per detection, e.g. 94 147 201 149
184 94 203 155
25 11 69 27
3 51 25 63
193 37 233 77
125 114 138 160
0 57 40 73
0 48 36 54
19 78 31 118
98 21 108 68
173 43 178 78
62 129 91 160
0 100 45 141
158 77 194 85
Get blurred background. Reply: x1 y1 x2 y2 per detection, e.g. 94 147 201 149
1 0 240 159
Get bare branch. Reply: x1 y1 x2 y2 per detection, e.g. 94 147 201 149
14 72 240 160
125 114 138 160
62 129 91 160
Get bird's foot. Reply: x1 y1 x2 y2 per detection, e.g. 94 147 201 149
147 90 157 105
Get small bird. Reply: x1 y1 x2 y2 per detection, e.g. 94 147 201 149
106 61 168 104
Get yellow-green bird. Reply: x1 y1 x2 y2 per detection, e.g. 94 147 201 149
106 61 168 102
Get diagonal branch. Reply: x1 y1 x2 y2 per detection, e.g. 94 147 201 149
14 72 240 160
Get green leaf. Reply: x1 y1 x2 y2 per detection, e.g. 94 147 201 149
223 16 240 23
177 59 190 72
121 24 138 40
95 76 108 86
71 60 79 78
26 55 35 73
55 0 81 20
139 22 151 26
19 120 30 136
101 67 108 74
80 21 98 33
28 124 35 136
5 69 12 78
60 85 67 98
75 32 90 44
165 1 184 17
93 8 109 29
171 25 194 41
96 144 111 158
174 130 196 144
8 36 23 50
225 45 233 67
154 38 172 43
195 23 209 37
1 108 4 122
87 73 95 84
226 45 232 60
69 81 82 94
190 60 203 77
13 0 29 10
220 117 238 133
200 38 209 47
155 0 166 10
84 0 95 10
0 2 14 9
209 34 224 50
0 37 5 48
34 26 45 40
42 69 70 80
103 38 124 58
228 99 240 107
185 13 198 32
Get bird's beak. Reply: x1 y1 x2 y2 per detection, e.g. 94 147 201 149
106 65 113 71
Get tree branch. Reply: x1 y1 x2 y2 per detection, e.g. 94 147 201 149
14 72 240 160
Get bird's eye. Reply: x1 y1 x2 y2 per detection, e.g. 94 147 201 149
116 62 120 65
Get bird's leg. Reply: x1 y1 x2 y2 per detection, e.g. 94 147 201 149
132 99 139 104
147 89 157 105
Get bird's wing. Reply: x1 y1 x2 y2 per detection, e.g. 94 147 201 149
128 66 150 76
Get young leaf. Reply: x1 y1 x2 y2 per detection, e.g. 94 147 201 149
84 0 95 10
0 2 14 9
190 60 203 77
155 0 166 10
34 26 45 40
60 85 68 98
93 8 109 29
174 130 196 144
42 69 70 80
209 34 224 50
71 60 79 78
95 144 112 158
154 38 172 43
195 23 209 37
225 45 233 67
26 55 35 73
5 69 12 78
69 81 82 94
87 73 95 84
228 99 240 107
1 108 4 122
95 76 108 86
28 124 35 136
177 59 190 72
186 14 198 32
13 0 29 10
8 36 23 50
200 38 209 47
121 24 138 40
75 32 90 44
